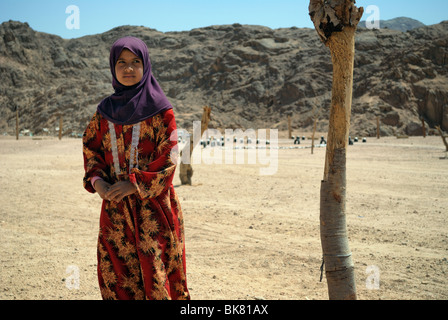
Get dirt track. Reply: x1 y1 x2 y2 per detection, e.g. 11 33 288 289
1 134 447 300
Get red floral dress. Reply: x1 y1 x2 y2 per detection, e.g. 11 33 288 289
83 109 190 300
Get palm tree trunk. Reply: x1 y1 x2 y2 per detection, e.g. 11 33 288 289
309 0 363 300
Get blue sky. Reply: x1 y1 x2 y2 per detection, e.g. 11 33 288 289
0 0 447 39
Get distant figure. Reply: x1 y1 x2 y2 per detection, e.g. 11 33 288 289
349 136 354 145
320 136 327 145
294 136 301 144
82 37 190 300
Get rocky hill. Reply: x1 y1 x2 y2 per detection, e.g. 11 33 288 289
359 17 426 32
0 19 447 138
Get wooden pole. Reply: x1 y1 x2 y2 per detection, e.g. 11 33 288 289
421 118 426 138
179 106 211 185
376 116 380 139
309 0 363 300
311 117 317 154
16 108 19 140
59 115 63 140
436 126 448 151
288 115 292 139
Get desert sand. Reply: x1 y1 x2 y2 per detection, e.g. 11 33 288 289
0 133 447 300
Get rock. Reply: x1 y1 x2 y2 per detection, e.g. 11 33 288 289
382 111 400 126
0 19 447 137
359 17 426 32
406 121 424 136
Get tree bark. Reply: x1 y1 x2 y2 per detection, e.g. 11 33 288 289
323 26 357 181
309 0 363 300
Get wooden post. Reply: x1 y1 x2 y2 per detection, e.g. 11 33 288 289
311 117 317 154
421 118 426 138
436 126 448 151
376 116 380 139
179 106 211 185
309 0 363 300
16 108 19 140
59 115 63 140
288 115 292 139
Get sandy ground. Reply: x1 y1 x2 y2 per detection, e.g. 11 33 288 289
0 133 447 300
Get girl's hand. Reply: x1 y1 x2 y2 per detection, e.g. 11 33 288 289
105 181 137 203
93 179 112 201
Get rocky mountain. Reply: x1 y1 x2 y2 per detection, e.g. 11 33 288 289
359 17 426 32
0 19 447 138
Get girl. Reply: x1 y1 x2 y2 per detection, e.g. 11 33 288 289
83 36 190 300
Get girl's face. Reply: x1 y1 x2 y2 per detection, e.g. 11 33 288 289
115 49 144 87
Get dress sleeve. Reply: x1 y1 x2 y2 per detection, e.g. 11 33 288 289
129 109 179 199
83 112 109 193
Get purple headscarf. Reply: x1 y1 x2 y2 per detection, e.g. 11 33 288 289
97 36 172 125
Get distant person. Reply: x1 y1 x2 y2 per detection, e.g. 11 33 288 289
82 36 190 300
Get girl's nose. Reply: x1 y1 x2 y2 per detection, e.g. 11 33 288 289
125 65 134 71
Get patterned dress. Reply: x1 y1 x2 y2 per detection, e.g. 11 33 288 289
83 108 190 300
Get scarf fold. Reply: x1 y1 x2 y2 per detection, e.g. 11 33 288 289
97 36 172 125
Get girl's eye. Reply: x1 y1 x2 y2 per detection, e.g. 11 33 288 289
116 59 141 66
